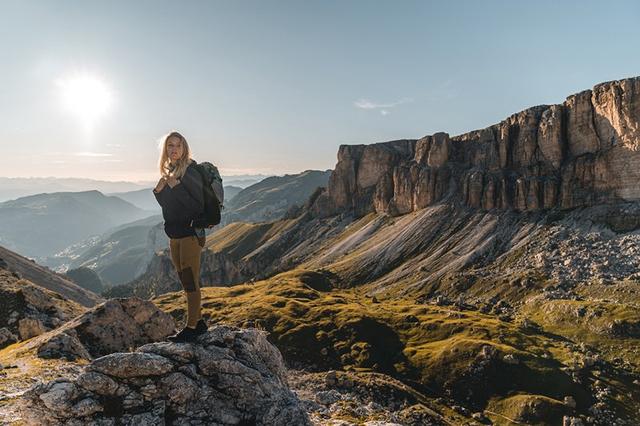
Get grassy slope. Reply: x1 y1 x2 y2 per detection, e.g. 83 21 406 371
205 219 297 260
151 268 640 422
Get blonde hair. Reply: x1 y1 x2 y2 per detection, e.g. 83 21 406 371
157 131 192 179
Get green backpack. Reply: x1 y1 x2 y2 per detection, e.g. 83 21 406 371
190 160 224 228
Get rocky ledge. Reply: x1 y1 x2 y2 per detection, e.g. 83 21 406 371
21 325 310 425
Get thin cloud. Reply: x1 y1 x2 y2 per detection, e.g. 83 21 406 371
353 97 413 110
73 152 113 157
220 167 298 175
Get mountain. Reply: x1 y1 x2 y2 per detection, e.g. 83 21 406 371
222 175 274 188
221 169 332 225
127 76 640 423
0 245 103 308
222 185 243 203
312 77 640 216
0 175 269 203
106 184 244 213
0 190 156 261
62 214 166 287
0 177 151 203
104 188 162 212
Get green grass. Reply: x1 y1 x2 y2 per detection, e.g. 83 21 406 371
205 219 296 259
153 268 609 414
485 394 568 426
519 298 640 370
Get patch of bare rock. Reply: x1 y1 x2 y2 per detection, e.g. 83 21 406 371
287 369 468 425
0 268 87 350
21 324 310 425
16 296 177 362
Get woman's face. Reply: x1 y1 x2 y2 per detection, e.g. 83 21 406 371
166 136 184 163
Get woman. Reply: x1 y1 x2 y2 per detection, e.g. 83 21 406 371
153 131 208 342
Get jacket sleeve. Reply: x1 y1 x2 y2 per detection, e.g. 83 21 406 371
172 167 204 219
153 186 168 207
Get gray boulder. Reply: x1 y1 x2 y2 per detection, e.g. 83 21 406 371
28 297 176 361
21 324 310 425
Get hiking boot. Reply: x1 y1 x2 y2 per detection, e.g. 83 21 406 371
168 319 208 343
168 326 199 343
195 319 208 334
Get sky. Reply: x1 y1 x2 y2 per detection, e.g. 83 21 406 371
1 0 639 183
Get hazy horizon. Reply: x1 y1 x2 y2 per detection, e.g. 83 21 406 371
0 172 292 203
0 172 283 185
2 0 639 182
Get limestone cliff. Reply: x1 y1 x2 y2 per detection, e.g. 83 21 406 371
311 76 640 217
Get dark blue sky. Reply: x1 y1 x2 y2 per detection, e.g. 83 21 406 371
2 0 639 181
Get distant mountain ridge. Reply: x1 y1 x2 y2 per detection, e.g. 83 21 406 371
0 190 155 261
105 185 245 213
40 171 328 291
0 177 150 203
0 174 273 203
221 169 332 225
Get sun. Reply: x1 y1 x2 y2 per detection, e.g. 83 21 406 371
56 72 114 129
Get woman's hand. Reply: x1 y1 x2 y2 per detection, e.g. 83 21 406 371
166 175 180 188
154 177 167 193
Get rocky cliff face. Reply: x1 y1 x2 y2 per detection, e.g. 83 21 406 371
311 77 640 217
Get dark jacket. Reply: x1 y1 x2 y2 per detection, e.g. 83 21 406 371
153 161 204 239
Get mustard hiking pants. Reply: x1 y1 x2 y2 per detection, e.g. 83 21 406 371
169 235 205 328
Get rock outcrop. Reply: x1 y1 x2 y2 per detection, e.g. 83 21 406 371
21 325 310 425
16 297 175 361
311 76 640 217
0 268 86 349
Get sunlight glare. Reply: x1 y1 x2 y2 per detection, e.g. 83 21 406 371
56 72 114 129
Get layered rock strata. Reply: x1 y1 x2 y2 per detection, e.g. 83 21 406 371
311 77 640 217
